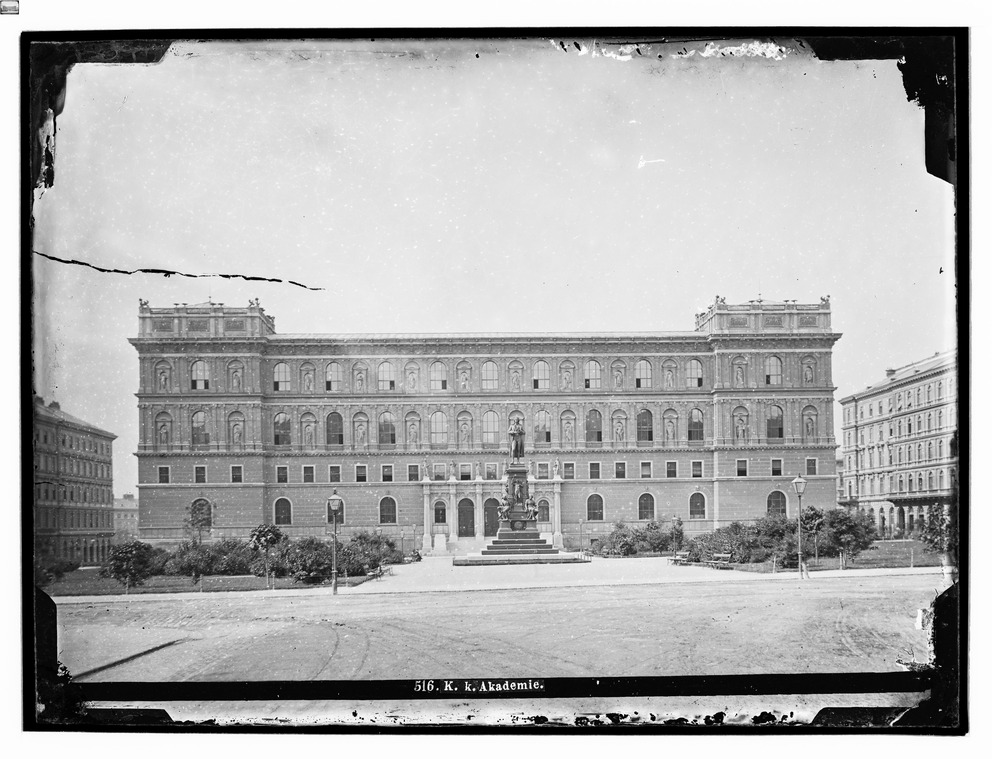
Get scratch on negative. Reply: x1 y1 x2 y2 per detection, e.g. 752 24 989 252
34 251 325 291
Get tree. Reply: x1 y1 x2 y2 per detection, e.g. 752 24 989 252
920 508 957 556
248 524 284 588
669 517 685 552
801 506 825 564
820 509 876 568
600 521 637 556
185 500 213 545
100 540 157 594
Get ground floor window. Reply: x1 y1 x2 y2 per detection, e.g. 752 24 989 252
380 496 397 524
689 492 706 519
274 498 292 525
767 490 787 517
433 501 446 524
586 494 604 521
638 493 655 520
538 499 550 522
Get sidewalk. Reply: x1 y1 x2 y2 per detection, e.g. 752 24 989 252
53 557 945 605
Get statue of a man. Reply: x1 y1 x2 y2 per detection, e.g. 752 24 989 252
735 416 746 440
553 458 560 477
508 418 525 462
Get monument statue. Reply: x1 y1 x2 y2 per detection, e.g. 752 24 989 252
525 495 538 520
508 418 525 462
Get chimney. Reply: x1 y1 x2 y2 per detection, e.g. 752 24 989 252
885 369 896 379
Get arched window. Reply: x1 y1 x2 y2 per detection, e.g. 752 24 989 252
273 412 291 446
191 360 210 390
533 360 550 390
430 362 448 391
274 498 292 525
907 417 913 434
765 356 782 386
430 411 448 445
916 388 921 406
481 361 499 391
937 410 943 429
586 494 604 521
534 410 551 444
433 500 447 524
689 493 706 519
325 362 342 391
928 471 934 491
938 439 944 458
326 412 343 446
636 409 653 442
939 470 945 489
378 361 396 391
927 385 933 403
586 409 603 443
191 411 210 447
635 360 652 389
538 499 550 522
482 410 499 446
638 493 655 520
585 360 602 390
917 443 923 462
898 475 904 492
937 381 943 400
688 408 704 442
686 359 703 388
273 362 290 391
767 491 787 517
378 412 397 445
917 473 924 491
191 498 212 531
380 497 397 524
766 406 784 440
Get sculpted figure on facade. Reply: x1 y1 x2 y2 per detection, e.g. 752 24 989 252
303 371 313 392
511 370 521 392
508 418 525 462
665 419 675 442
735 415 747 441
406 370 417 392
304 423 314 446
232 422 242 445
615 419 625 442
231 369 242 391
356 422 366 446
158 369 170 392
459 371 469 391
665 370 674 389
408 421 419 445
553 458 560 477
735 365 744 387
459 421 471 445
355 372 365 393
562 370 572 391
614 369 623 389
805 416 815 437
803 365 814 384
158 423 170 446
563 420 573 445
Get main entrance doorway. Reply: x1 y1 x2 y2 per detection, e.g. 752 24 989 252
457 498 475 537
484 498 500 537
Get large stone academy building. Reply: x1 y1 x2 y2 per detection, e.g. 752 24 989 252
838 349 957 536
131 297 840 553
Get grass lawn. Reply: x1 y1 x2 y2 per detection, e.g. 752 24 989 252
731 539 941 573
44 570 375 596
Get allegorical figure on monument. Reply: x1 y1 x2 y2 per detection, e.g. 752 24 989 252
525 495 538 520
508 418 525 462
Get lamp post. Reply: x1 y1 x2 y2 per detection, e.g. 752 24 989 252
578 518 584 555
327 490 344 595
375 526 383 573
792 474 807 580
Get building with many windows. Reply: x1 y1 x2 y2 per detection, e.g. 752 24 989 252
131 297 840 553
33 397 117 565
113 493 140 543
838 349 957 536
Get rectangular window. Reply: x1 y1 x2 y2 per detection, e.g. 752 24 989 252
736 459 748 477
303 465 315 483
433 463 446 481
195 465 206 484
485 463 499 480
158 466 170 484
433 503 447 523
771 459 782 477
666 461 677 478
276 466 288 483
231 465 243 483
329 465 341 483
615 462 626 479
459 463 472 481
382 465 393 483
641 461 652 478
407 464 419 482
356 464 367 483
589 462 601 480
537 462 550 479
563 462 575 480
806 458 818 476
692 461 703 478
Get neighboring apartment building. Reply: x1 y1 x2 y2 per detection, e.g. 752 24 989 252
113 493 140 542
838 349 957 536
33 397 117 565
131 297 840 553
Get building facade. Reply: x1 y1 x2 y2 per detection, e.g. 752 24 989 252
838 349 957 536
33 397 117 565
113 493 140 543
131 297 840 552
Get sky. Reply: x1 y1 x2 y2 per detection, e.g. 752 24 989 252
31 37 957 496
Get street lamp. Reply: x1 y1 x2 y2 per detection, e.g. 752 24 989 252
375 527 383 576
578 518 584 555
327 490 344 595
792 474 807 580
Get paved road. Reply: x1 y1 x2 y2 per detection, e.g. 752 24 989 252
57 567 939 683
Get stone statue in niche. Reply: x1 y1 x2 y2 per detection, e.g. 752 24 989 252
231 369 242 392
614 369 623 389
735 415 747 440
232 423 243 445
514 480 524 504
304 423 314 446
459 371 469 391
158 423 170 446
508 418 525 462
511 370 521 392
355 372 365 393
803 365 814 384
553 458 560 477
304 371 314 392
406 370 417 391
665 419 675 442
562 370 572 391
805 417 815 437
449 460 456 478
735 365 744 387
459 421 471 444
408 422 419 444
356 423 366 446
476 461 482 479
563 420 574 445
615 419 625 441
158 369 170 392
665 370 674 389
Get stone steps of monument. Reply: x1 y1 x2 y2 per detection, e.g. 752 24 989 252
481 547 559 555
453 554 588 566
489 539 549 546
496 531 542 540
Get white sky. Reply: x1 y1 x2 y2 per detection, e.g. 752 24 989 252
30 37 956 496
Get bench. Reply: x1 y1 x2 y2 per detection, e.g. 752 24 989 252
706 553 734 569
670 550 693 566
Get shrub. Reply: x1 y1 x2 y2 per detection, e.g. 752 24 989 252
819 509 876 559
100 540 157 593
165 541 217 583
598 521 638 556
286 536 338 584
209 539 256 575
636 521 671 554
340 530 403 576
36 558 81 585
